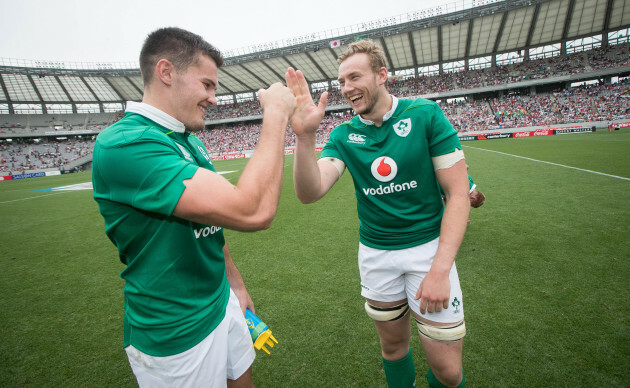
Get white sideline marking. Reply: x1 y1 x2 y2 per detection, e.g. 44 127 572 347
32 182 94 192
0 170 241 204
0 191 67 204
465 146 630 181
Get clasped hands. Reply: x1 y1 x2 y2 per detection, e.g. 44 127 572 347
256 68 328 135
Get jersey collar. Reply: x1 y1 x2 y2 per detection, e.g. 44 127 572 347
358 95 399 126
125 101 186 133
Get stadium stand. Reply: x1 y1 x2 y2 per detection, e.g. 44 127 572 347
0 139 93 174
1 0 629 176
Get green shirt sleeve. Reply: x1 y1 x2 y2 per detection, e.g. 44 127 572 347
93 138 198 216
427 102 462 157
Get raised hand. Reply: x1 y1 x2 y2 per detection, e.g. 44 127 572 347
257 82 297 119
285 67 328 137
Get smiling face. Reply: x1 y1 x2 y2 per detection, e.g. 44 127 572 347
338 53 387 120
171 54 218 132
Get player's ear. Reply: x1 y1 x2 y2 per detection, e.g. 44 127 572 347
155 59 175 86
378 67 388 86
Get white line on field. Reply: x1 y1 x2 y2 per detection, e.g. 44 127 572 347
464 146 630 181
0 191 68 204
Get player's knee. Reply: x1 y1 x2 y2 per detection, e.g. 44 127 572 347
415 318 466 342
428 366 464 388
364 301 409 322
380 339 410 360
444 370 464 387
378 331 410 358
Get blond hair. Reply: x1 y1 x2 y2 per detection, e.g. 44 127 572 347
337 39 387 74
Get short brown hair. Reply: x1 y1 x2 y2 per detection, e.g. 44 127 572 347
337 39 387 74
139 27 224 87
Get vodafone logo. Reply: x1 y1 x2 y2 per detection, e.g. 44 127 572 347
363 156 417 196
371 156 397 182
197 145 211 162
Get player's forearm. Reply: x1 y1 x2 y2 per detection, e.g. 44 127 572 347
432 194 470 274
293 133 324 203
224 243 246 290
174 108 287 232
223 242 254 314
235 109 288 227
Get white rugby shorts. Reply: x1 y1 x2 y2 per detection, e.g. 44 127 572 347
358 237 464 324
125 288 256 387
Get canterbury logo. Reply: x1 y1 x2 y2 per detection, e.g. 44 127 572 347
347 133 366 143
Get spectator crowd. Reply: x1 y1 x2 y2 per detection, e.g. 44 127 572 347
0 140 93 174
1 42 629 172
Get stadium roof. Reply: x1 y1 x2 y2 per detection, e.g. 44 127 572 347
1 0 629 113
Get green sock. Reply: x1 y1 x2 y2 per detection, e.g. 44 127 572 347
382 348 416 388
426 368 465 388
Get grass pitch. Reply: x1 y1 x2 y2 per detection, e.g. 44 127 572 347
0 129 628 387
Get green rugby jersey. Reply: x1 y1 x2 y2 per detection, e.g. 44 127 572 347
92 103 229 357
321 97 462 250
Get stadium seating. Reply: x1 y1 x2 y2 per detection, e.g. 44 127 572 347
0 140 93 174
1 42 629 174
